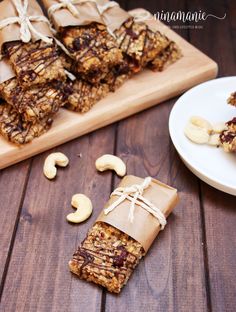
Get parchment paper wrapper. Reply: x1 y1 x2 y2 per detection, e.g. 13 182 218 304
0 59 15 84
97 175 179 252
96 0 130 32
97 1 157 33
0 0 52 52
43 0 104 31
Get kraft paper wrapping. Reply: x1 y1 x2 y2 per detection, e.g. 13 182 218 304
96 0 130 32
0 59 15 84
97 175 179 253
43 0 104 30
98 1 158 33
0 0 52 52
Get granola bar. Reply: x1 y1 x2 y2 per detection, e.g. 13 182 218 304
227 92 236 107
65 79 109 113
60 23 124 84
148 41 182 72
4 41 66 88
220 118 236 153
102 61 131 92
0 102 53 144
0 78 66 123
69 222 145 293
114 18 171 73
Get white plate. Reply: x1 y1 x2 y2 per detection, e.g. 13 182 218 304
169 77 236 196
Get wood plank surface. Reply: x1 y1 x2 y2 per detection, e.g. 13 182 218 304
0 11 218 170
0 161 31 289
105 101 208 312
0 0 235 312
188 0 236 311
0 126 115 311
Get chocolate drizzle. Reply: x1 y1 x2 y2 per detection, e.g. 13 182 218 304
5 41 61 85
73 243 137 278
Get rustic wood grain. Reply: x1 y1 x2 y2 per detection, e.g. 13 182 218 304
104 100 208 312
0 0 235 311
0 126 115 312
188 0 236 311
0 161 31 291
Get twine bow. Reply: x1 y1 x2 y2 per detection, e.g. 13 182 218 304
104 177 167 229
0 0 52 44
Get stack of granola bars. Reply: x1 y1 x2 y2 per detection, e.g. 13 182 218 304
0 41 67 144
0 0 182 145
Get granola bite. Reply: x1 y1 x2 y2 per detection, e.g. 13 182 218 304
1 78 66 123
227 92 236 107
0 102 53 144
65 79 109 113
220 118 236 153
114 18 171 73
60 23 124 84
4 41 66 88
148 41 182 72
69 222 145 293
102 61 131 92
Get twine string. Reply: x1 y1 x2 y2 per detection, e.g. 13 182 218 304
0 0 52 44
104 177 167 229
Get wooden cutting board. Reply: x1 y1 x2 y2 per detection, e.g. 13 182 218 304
0 9 218 170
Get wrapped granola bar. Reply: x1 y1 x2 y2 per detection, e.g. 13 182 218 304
0 0 66 88
0 59 65 144
98 0 181 73
43 0 124 84
69 175 179 293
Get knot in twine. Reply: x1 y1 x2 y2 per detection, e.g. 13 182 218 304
48 0 119 37
0 0 52 44
104 177 167 229
129 10 152 23
48 0 119 19
48 0 81 19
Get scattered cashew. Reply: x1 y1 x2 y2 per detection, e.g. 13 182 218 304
190 116 213 134
185 116 227 148
208 134 220 146
212 122 227 134
67 194 93 223
43 152 69 180
95 154 126 177
184 122 210 144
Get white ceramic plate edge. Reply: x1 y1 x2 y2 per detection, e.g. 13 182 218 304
169 76 236 196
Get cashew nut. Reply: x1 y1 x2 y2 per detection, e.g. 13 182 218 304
67 194 93 223
208 134 220 146
95 154 126 177
184 122 210 144
190 116 213 134
212 122 227 134
43 152 69 180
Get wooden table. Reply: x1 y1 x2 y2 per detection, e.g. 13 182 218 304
0 0 235 311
